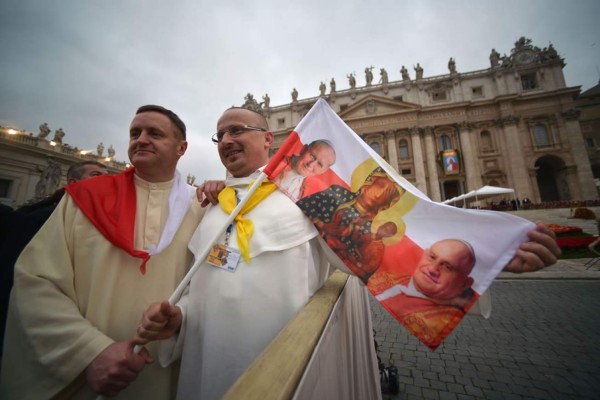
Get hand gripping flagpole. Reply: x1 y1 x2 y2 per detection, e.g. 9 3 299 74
96 172 268 400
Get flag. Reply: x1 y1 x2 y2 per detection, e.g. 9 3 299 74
264 98 533 350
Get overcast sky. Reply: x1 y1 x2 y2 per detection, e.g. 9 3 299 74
1 0 599 180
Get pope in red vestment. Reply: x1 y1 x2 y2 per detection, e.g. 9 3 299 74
369 238 478 350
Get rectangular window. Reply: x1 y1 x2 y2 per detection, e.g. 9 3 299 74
533 124 550 147
432 91 447 101
277 118 285 128
393 96 403 101
339 104 349 112
471 86 483 98
401 168 412 175
0 179 11 198
399 146 409 160
521 73 538 90
586 137 595 148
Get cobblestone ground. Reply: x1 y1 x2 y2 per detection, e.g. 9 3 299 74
370 207 600 398
371 281 600 400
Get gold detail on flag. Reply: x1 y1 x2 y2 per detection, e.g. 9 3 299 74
349 159 419 245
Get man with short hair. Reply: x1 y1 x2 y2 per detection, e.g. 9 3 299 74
67 160 109 184
135 107 378 399
1 105 204 398
136 107 560 398
0 160 109 358
17 160 109 215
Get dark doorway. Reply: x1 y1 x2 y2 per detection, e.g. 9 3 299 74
442 180 461 201
535 155 570 201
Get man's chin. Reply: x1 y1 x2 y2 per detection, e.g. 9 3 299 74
131 156 156 168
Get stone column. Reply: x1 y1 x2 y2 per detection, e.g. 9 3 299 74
385 130 399 172
410 127 427 192
498 115 529 199
423 127 441 201
457 122 481 191
561 109 596 199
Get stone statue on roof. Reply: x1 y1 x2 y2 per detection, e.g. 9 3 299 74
347 73 356 89
38 122 51 139
53 128 65 144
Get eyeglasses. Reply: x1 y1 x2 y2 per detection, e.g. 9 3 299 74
211 125 267 144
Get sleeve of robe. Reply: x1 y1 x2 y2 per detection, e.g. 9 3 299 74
9 195 114 385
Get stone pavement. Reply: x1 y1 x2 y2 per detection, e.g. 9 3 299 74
371 208 600 399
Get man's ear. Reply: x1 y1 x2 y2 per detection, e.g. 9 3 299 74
177 141 188 157
264 131 274 148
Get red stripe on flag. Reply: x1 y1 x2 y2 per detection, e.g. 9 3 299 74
264 131 302 179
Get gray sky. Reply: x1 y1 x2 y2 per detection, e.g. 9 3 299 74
1 0 599 180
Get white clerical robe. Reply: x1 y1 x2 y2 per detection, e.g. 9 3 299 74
160 174 336 399
0 176 204 399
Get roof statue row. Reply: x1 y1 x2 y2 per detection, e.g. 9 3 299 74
36 122 115 158
239 37 562 112
96 142 116 158
38 122 65 144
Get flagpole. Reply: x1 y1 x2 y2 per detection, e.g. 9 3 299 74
96 171 268 400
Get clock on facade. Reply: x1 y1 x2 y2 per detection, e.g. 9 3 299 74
514 50 536 65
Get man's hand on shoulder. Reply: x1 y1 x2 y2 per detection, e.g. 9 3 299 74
503 221 561 273
85 340 152 396
196 180 226 207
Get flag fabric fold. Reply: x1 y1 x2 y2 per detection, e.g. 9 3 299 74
265 98 533 350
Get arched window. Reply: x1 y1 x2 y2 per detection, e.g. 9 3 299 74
533 124 550 147
370 142 382 155
399 140 410 160
439 135 452 150
480 130 492 151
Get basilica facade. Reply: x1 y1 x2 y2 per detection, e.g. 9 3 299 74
243 37 595 203
0 127 125 208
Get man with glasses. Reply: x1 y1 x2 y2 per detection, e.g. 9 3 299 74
135 106 560 399
135 106 380 399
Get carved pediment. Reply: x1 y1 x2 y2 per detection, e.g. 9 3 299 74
338 95 420 120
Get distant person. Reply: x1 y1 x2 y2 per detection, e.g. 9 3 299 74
1 105 205 398
273 139 336 202
0 161 108 358
19 161 108 215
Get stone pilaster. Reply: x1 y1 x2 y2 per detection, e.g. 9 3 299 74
497 115 529 198
385 130 399 172
561 110 596 199
410 127 427 192
457 122 481 191
423 127 441 201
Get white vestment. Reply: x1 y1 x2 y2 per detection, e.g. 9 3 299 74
273 167 305 202
160 174 337 399
1 174 203 399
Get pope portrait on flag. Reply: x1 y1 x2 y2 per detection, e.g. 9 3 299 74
264 99 533 350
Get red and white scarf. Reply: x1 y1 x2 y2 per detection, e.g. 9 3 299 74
66 167 194 273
